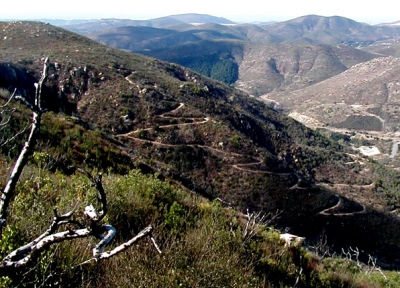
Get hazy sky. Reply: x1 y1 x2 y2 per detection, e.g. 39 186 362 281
1 0 399 24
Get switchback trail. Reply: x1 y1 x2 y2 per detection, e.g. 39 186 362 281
117 103 210 138
116 101 298 181
318 194 366 216
116 98 368 212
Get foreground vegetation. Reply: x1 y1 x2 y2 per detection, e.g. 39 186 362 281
0 108 397 287
1 159 398 287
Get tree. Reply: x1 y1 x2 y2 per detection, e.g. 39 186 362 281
0 58 160 276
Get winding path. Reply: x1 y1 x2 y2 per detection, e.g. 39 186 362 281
116 100 298 183
120 78 370 214
318 194 366 216
159 102 185 117
232 160 293 176
117 103 210 138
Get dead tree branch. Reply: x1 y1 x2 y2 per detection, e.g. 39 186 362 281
308 229 331 259
0 209 89 272
242 209 280 241
0 169 160 275
77 168 107 222
77 225 157 266
0 58 50 228
0 89 17 130
0 88 17 109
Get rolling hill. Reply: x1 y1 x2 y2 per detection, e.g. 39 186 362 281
83 14 400 143
1 21 400 270
89 26 245 53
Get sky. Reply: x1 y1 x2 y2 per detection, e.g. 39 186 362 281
1 0 399 24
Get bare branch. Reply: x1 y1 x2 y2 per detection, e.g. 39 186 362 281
1 228 92 271
35 57 49 110
215 197 231 207
0 208 87 272
92 224 117 256
0 89 22 146
366 254 387 280
242 209 281 241
150 235 162 254
308 230 331 259
0 106 16 127
78 168 107 222
77 225 156 266
14 95 34 111
0 58 50 227
0 124 30 148
0 88 17 109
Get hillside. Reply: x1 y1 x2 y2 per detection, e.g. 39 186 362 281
264 56 400 131
89 26 245 53
1 20 400 274
260 55 400 173
236 43 377 95
167 13 235 25
81 15 400 141
141 41 377 94
361 40 400 57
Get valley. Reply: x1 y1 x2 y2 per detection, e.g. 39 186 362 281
71 14 400 170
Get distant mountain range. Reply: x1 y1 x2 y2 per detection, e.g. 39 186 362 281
64 14 400 46
62 14 400 133
59 13 235 34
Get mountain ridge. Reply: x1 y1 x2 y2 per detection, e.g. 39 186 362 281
81 14 399 94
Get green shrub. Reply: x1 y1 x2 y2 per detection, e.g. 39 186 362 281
164 201 186 235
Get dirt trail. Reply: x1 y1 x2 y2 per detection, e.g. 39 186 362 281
317 183 375 190
318 194 366 216
117 103 209 137
159 102 185 116
125 75 135 86
232 161 293 176
117 101 297 182
117 98 369 212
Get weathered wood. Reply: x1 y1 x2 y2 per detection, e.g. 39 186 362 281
0 58 50 227
2 228 92 270
78 225 156 266
78 169 107 222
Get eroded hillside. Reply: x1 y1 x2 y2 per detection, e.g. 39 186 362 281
236 43 377 96
263 56 400 133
